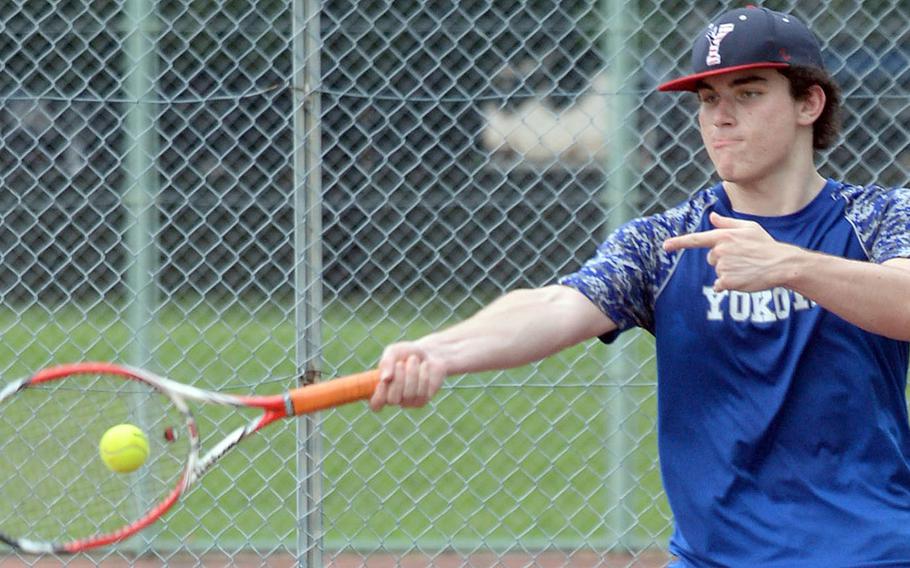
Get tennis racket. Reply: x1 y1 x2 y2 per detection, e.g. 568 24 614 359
0 362 379 554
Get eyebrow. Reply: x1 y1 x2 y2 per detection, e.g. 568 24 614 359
695 75 769 91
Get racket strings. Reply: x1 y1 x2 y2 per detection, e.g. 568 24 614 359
0 373 189 546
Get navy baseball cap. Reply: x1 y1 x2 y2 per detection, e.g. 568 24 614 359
658 6 825 92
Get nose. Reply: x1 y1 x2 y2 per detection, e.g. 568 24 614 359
711 97 736 127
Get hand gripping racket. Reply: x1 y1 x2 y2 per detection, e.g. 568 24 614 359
0 362 379 554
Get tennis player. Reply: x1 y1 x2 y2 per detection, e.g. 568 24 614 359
371 6 910 566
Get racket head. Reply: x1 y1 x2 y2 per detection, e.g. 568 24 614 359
0 363 197 554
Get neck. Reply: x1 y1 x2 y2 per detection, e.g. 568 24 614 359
722 161 827 217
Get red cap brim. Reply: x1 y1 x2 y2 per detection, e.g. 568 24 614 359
657 62 791 92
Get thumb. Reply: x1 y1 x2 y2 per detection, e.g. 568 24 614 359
709 211 750 229
378 342 420 383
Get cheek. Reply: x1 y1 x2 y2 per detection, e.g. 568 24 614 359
750 110 794 153
698 112 716 156
699 123 711 149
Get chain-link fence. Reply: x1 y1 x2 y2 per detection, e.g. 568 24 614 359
0 0 907 565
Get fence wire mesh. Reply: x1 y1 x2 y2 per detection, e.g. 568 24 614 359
0 0 907 566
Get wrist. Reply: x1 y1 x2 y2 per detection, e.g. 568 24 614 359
776 244 814 290
414 333 452 373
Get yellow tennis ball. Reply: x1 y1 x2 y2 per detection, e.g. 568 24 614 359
99 424 149 473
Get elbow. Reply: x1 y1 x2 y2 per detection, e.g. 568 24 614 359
870 312 910 342
892 313 910 342
878 299 910 342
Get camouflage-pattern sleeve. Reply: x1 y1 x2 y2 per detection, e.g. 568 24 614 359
558 188 717 339
840 184 910 263
558 217 663 336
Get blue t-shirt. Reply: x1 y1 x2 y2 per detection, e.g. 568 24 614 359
560 179 910 567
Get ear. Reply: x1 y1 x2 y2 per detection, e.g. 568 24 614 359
796 84 826 126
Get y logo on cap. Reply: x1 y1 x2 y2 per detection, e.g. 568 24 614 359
705 23 735 66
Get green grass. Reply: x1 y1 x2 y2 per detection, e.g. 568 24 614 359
0 299 669 552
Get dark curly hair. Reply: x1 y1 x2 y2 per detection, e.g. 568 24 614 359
777 66 843 150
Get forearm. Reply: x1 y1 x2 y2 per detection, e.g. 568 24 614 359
415 285 615 375
781 249 910 341
370 285 614 410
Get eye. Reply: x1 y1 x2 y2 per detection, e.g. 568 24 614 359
698 92 718 105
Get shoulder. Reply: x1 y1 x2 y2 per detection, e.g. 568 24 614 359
834 181 910 213
595 186 720 275
621 186 720 240
835 181 910 262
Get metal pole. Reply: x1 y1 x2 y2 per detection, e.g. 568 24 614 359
293 0 324 564
602 0 636 552
124 0 157 367
123 0 159 550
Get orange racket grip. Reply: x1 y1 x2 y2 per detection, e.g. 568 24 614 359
287 369 381 415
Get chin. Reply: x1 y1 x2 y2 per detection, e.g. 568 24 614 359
714 166 740 183
718 171 744 183
709 155 738 182
713 161 756 185
719 173 756 186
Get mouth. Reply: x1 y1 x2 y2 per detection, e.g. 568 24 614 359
712 139 743 149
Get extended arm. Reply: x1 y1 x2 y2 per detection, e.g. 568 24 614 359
369 284 616 410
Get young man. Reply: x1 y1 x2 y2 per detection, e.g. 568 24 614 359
370 6 910 566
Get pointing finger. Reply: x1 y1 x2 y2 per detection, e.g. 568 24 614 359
663 229 723 252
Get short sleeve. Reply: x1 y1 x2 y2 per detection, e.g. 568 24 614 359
558 217 664 338
843 185 910 263
870 187 910 262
